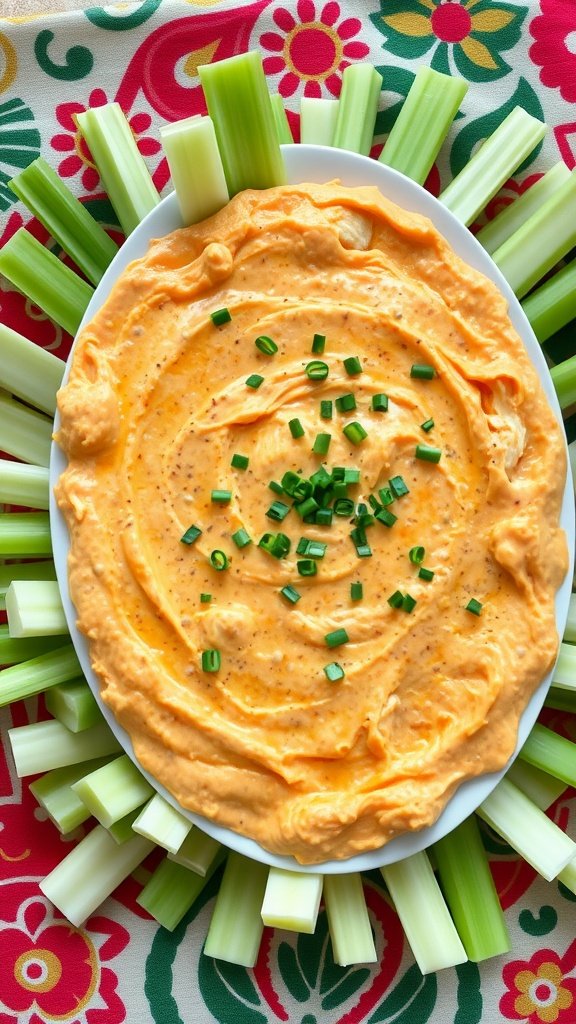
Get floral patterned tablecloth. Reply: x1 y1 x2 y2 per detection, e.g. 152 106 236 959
0 1 575 1022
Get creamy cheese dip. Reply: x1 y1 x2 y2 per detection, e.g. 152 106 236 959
55 182 568 864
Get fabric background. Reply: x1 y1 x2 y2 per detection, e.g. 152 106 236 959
0 2 575 1022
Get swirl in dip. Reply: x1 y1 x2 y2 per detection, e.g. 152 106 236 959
55 182 568 865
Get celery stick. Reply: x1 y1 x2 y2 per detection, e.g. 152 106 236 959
552 642 576 689
9 719 121 776
77 103 160 237
138 849 225 930
440 108 546 226
492 169 576 298
132 792 192 853
522 261 576 345
332 64 382 156
6 579 67 637
72 753 154 828
199 51 286 197
0 460 49 509
477 161 571 255
203 852 267 967
159 115 229 227
0 623 62 665
519 722 576 788
108 807 142 845
45 678 102 733
323 873 377 966
0 512 51 557
557 858 576 897
0 322 63 415
270 94 293 145
382 852 466 973
0 228 93 335
9 157 119 286
261 868 323 933
433 816 510 962
506 759 566 811
0 560 56 611
300 97 339 146
168 826 221 876
550 356 576 411
0 643 80 706
0 393 53 467
40 824 154 927
380 67 467 186
545 687 576 714
29 756 112 833
476 777 576 880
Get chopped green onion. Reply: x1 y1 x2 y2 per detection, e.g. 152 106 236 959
300 96 339 146
320 399 333 420
415 443 441 463
355 543 372 558
312 432 331 456
204 852 267 967
211 489 232 505
269 479 284 495
410 363 436 380
160 115 229 226
181 524 202 545
295 496 319 519
280 585 301 604
259 532 291 559
0 322 64 417
343 356 362 376
375 507 397 528
335 393 356 413
312 333 326 353
231 453 249 470
246 373 264 389
289 417 305 438
371 393 388 412
402 593 417 613
421 417 434 432
255 334 278 355
465 598 483 616
325 628 349 648
409 546 425 564
389 475 409 499
211 307 231 326
324 662 345 682
378 486 394 506
231 528 252 549
201 649 221 673
297 558 317 577
418 566 435 582
350 582 363 601
308 540 327 559
332 63 382 156
315 508 333 526
305 360 329 381
210 550 229 571
343 422 368 446
324 873 377 967
266 500 290 522
388 590 404 609
261 868 323 933
333 497 354 516
343 468 361 484
200 593 212 603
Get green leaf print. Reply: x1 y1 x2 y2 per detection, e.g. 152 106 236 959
0 98 40 213
321 967 372 1011
519 906 559 937
296 918 328 990
374 64 415 139
455 962 482 1024
85 0 162 30
34 30 93 81
368 963 437 1024
199 956 267 1023
278 940 310 1002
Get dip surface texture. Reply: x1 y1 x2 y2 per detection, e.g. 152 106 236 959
56 182 568 864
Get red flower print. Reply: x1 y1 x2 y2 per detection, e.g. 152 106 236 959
530 0 576 103
260 0 369 99
501 945 576 1023
51 87 161 195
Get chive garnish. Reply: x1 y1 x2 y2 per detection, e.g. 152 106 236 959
295 496 319 519
410 363 436 380
201 649 221 672
231 528 252 549
409 545 425 564
418 566 435 581
281 470 301 495
266 500 290 522
415 444 442 463
307 540 327 559
421 418 434 432
378 487 394 506
320 399 333 420
255 335 278 355
372 393 389 412
269 480 284 495
211 489 232 504
466 598 483 615
388 590 404 609
343 421 368 446
310 466 331 488
389 475 409 498
231 453 249 470
297 558 317 577
259 532 291 559
335 393 356 413
344 468 361 484
210 550 229 570
402 593 417 613
312 432 331 456
334 497 355 516
324 662 345 682
351 582 363 601
356 544 372 558
246 373 264 389
210 308 231 326
281 584 301 604
315 508 333 526
375 508 397 528
343 356 362 376
180 524 202 545
289 418 305 438
325 627 349 648
306 360 329 381
200 593 212 603
312 333 326 354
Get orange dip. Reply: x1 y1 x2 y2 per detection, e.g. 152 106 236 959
55 182 568 864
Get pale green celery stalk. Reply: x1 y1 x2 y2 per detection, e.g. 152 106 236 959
0 460 49 509
204 851 268 967
0 624 62 665
563 592 576 643
440 107 546 226
40 824 154 927
0 643 80 707
72 752 154 828
381 852 466 973
379 67 467 186
433 816 510 962
300 97 339 146
477 161 571 255
9 718 121 776
159 115 229 227
557 858 576 897
0 560 56 612
45 678 102 733
77 103 160 237
570 442 576 501
519 722 576 787
0 228 93 335
506 760 566 811
492 169 576 298
132 792 192 853
550 356 576 410
6 579 67 637
0 393 53 467
476 777 576 880
199 51 286 197
323 873 377 966
522 261 576 344
261 868 323 933
545 687 576 714
29 756 113 833
137 849 226 930
108 807 142 845
9 156 119 286
0 322 63 415
270 94 293 145
0 512 51 558
332 64 382 156
552 641 576 689
168 826 221 875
